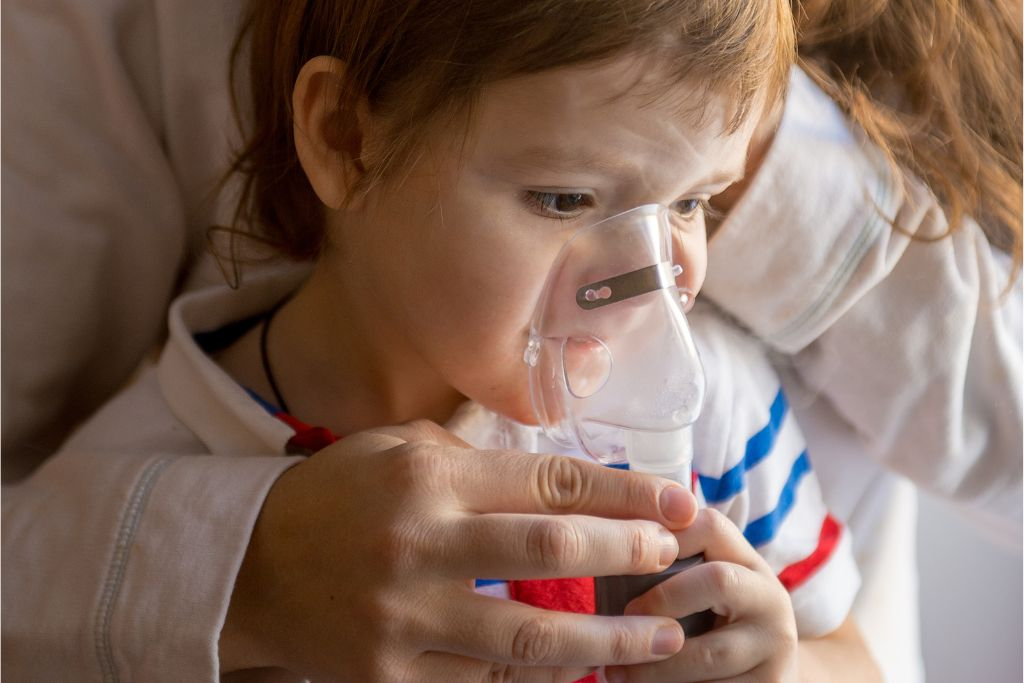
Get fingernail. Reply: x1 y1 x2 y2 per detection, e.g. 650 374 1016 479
659 485 694 524
658 529 678 567
651 625 684 655
604 666 627 683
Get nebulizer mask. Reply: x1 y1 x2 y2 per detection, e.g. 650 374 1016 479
524 203 715 634
524 203 705 485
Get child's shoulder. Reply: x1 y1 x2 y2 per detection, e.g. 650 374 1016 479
687 301 799 480
687 300 782 410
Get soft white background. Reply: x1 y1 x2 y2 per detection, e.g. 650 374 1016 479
917 494 1022 682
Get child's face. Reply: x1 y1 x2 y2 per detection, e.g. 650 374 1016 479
322 54 757 425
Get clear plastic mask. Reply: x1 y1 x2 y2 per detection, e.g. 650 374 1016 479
524 204 705 474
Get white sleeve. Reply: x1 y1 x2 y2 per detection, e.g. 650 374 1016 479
0 371 303 682
690 308 860 638
703 66 1022 545
1 0 241 478
2 453 299 683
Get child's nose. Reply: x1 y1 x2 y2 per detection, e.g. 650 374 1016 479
669 222 700 312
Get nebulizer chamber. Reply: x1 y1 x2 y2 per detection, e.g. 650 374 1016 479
524 203 715 634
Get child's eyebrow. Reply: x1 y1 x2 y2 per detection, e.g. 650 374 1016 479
694 165 746 191
504 146 638 176
504 146 745 192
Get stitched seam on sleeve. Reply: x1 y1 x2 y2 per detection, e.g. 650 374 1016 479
94 455 178 683
768 161 893 348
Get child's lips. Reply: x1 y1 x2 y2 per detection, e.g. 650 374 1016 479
563 336 612 399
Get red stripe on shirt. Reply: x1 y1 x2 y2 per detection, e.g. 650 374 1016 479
777 514 842 591
508 577 596 615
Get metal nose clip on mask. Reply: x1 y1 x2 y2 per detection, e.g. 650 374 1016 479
523 203 706 487
523 203 715 636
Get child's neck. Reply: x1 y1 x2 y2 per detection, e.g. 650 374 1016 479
221 265 466 436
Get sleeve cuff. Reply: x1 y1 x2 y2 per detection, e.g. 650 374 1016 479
104 453 302 682
788 525 861 638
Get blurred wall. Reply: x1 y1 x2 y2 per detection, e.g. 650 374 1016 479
917 493 1022 682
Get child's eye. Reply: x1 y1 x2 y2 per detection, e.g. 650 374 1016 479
672 198 708 219
523 191 594 218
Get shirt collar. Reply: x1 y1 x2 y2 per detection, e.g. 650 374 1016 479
157 264 311 455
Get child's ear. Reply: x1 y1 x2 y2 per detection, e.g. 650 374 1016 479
292 56 373 210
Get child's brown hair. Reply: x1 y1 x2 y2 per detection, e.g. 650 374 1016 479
797 0 1023 270
226 0 795 261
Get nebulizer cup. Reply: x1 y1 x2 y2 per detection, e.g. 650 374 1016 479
524 203 715 635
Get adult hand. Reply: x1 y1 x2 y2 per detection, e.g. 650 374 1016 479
221 420 700 682
605 508 799 683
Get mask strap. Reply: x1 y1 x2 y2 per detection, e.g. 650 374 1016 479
575 261 680 310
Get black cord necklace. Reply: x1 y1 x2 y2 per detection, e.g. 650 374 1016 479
259 302 291 415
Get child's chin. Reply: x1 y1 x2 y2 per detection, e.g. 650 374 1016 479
483 395 539 427
507 408 540 427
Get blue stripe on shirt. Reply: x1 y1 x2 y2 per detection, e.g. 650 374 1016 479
243 387 283 416
698 389 788 503
743 450 811 547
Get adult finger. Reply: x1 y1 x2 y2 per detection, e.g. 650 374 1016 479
340 425 698 529
431 592 684 667
440 513 679 579
414 651 593 683
603 624 775 683
447 450 698 529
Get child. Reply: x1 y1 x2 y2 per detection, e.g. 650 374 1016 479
215 0 866 679
4 1 875 681
3 1 1018 682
